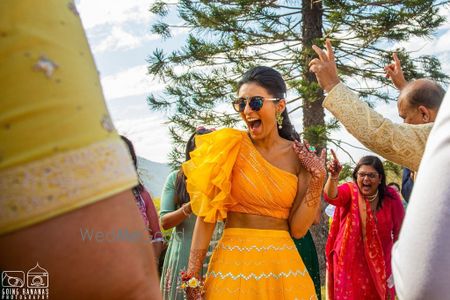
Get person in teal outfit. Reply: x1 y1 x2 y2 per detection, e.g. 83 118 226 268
159 128 223 300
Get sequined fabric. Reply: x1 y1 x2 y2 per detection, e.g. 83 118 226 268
182 128 297 222
0 0 137 234
323 83 431 171
0 139 137 234
205 228 317 299
182 128 317 299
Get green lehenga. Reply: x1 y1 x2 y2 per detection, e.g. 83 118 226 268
293 230 322 300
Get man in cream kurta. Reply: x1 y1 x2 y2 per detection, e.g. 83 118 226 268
309 39 432 172
322 83 431 171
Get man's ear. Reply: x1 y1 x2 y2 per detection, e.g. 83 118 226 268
418 105 432 123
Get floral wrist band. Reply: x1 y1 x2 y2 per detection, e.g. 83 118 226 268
180 270 204 293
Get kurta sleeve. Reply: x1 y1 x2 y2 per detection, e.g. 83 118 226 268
389 188 405 242
323 83 431 171
182 128 243 223
324 183 352 207
159 170 178 218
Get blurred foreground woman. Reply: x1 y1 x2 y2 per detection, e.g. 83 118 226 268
0 1 161 299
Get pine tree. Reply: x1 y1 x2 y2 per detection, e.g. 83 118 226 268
148 0 449 167
147 0 449 285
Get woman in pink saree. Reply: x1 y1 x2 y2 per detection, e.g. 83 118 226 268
324 152 405 300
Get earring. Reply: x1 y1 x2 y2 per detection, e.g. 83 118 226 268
276 111 283 129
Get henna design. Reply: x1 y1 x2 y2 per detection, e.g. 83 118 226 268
182 271 204 300
303 177 324 207
292 140 326 207
185 286 204 300
185 249 207 300
293 140 326 180
326 148 342 178
187 249 207 277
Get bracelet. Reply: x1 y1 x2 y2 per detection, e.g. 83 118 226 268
151 237 164 243
182 205 191 216
180 271 204 293
330 176 339 181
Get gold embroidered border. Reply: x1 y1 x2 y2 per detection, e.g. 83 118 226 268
219 243 296 252
0 138 137 234
207 269 309 281
209 256 299 267
206 286 318 300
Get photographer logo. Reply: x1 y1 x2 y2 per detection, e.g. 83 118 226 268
1 272 24 288
27 263 48 289
1 263 49 299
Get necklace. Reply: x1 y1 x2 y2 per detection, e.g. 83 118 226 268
366 190 379 202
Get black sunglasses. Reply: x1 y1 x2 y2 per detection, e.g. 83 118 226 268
232 96 281 112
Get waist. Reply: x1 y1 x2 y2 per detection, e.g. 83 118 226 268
225 212 289 231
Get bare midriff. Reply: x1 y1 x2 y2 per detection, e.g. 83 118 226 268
225 212 289 231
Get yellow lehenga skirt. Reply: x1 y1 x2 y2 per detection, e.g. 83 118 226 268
204 228 317 300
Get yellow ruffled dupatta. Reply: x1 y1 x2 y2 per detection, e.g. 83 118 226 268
182 128 244 223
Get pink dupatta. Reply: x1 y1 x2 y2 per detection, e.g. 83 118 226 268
326 182 387 300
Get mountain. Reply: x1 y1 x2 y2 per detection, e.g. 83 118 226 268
137 156 172 198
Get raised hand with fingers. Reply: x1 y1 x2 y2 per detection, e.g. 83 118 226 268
326 149 342 180
384 52 407 90
309 38 341 93
293 140 326 181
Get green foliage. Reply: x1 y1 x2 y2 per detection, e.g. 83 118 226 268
148 0 449 164
383 160 403 184
383 160 402 177
149 1 169 17
151 21 171 39
339 162 354 182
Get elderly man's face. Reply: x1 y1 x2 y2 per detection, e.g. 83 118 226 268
397 95 424 124
397 80 439 124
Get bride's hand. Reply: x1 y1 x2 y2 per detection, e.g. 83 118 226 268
293 140 326 180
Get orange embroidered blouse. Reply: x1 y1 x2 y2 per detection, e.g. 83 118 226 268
182 128 298 223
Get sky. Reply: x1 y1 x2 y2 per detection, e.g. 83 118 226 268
76 1 450 164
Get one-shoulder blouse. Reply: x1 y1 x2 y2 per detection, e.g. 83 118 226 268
182 128 298 223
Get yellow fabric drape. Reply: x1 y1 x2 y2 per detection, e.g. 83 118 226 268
0 0 137 234
182 128 298 222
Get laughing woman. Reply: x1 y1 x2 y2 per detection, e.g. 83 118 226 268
324 153 405 300
181 66 325 299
